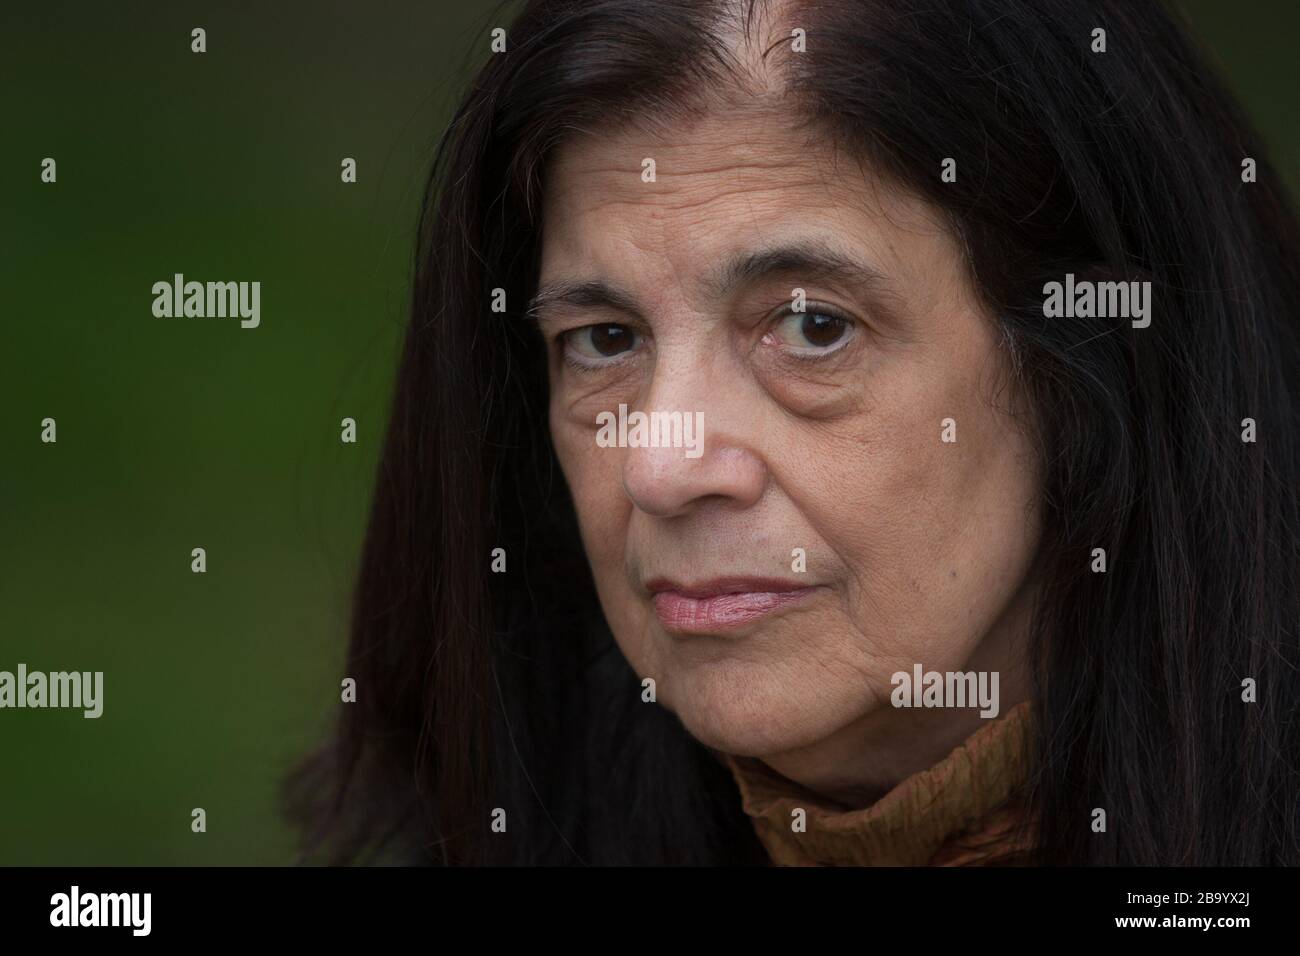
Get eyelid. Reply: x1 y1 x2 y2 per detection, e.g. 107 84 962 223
767 297 856 325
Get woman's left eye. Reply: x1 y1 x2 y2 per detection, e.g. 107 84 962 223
765 308 856 353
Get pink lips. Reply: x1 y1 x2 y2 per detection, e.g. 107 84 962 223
645 577 821 633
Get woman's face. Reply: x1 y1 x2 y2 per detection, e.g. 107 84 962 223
535 102 1041 785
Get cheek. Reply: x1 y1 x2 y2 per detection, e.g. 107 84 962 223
787 337 1038 663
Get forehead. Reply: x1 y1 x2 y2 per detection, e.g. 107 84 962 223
537 104 950 284
544 106 850 225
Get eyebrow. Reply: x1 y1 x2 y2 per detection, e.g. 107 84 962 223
525 279 642 323
526 240 890 323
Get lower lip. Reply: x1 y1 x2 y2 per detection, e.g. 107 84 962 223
651 588 820 633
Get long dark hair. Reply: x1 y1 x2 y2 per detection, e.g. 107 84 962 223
285 0 1300 864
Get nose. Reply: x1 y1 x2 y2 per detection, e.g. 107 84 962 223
619 361 768 518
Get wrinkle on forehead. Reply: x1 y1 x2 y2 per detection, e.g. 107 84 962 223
542 107 943 251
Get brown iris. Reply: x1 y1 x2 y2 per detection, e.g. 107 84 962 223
798 313 849 348
588 324 635 356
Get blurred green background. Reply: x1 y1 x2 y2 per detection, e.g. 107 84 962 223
0 1 1295 865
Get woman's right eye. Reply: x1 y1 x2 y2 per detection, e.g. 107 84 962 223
562 324 641 362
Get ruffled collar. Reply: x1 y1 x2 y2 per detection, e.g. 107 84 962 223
723 701 1035 866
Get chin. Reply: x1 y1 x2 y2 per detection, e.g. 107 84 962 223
661 656 876 759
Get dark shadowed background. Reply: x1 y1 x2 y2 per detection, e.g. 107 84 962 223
0 0 1295 864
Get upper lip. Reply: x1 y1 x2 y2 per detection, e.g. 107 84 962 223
644 576 816 598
